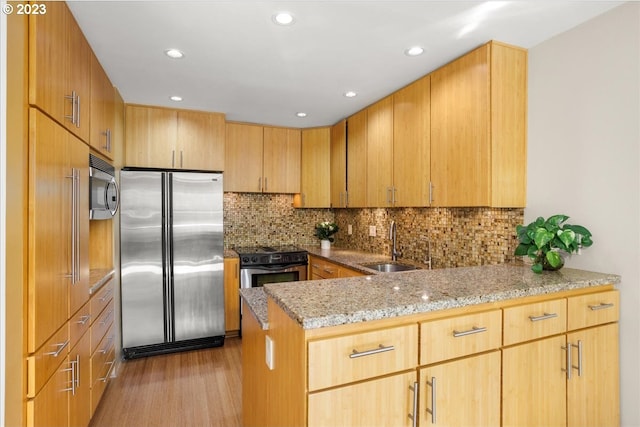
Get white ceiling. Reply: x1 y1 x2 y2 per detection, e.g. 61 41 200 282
67 1 624 128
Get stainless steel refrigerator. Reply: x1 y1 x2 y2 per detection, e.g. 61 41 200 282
120 170 225 358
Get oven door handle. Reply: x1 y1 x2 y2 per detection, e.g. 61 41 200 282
241 263 307 272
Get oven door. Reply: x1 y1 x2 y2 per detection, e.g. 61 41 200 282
240 263 307 289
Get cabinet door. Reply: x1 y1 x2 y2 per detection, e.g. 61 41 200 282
419 351 500 427
28 109 70 352
308 371 416 427
177 110 225 171
224 123 264 192
29 1 68 126
66 8 91 142
223 258 240 334
125 105 177 168
26 356 71 427
89 53 114 159
502 335 567 427
366 97 394 207
69 332 91 427
68 134 91 317
330 120 347 207
346 109 367 207
431 44 490 207
300 128 331 207
393 75 431 207
263 127 301 193
567 323 619 427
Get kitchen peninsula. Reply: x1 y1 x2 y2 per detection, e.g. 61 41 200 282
241 252 621 427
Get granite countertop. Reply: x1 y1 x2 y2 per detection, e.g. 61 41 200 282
263 263 621 330
303 245 429 274
240 287 269 330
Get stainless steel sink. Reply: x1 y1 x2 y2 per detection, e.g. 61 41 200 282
360 261 420 273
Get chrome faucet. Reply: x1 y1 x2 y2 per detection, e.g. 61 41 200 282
390 221 401 261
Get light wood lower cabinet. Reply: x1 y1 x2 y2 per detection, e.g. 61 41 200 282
308 371 416 427
502 290 620 427
224 258 240 335
420 351 501 427
309 255 365 280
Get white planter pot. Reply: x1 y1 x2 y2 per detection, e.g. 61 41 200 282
320 239 331 250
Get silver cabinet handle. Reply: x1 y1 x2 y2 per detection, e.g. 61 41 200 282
529 312 558 322
100 334 115 354
386 187 393 205
103 129 112 152
349 344 395 359
64 91 77 125
426 376 436 423
99 360 115 382
45 340 69 357
589 302 614 311
429 181 434 205
172 150 175 168
408 381 419 427
345 191 349 207
180 150 183 168
99 308 115 326
452 326 487 338
75 95 81 128
76 314 91 325
562 343 572 379
66 169 80 283
99 288 114 302
264 177 268 192
571 340 583 377
258 177 262 191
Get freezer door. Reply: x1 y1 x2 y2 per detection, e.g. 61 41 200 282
171 172 225 340
120 171 167 348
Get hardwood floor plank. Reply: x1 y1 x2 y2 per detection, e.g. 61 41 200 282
89 338 242 427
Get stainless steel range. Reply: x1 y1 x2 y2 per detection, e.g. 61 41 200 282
235 245 308 289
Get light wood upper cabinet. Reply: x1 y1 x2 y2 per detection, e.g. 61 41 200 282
90 53 115 159
225 123 301 193
299 128 331 208
224 123 264 192
393 75 431 207
366 96 394 207
346 109 367 207
330 120 347 208
176 110 225 171
125 105 225 170
431 41 526 207
29 1 91 142
125 105 177 168
263 127 301 193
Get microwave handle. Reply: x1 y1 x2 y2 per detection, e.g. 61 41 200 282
105 178 120 215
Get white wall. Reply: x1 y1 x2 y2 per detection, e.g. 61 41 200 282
528 3 640 425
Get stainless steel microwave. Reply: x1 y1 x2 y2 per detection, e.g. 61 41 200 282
89 154 119 219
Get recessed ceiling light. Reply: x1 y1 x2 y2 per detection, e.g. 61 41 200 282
170 96 183 102
404 46 424 57
344 91 357 98
273 12 294 25
296 112 307 118
165 49 185 59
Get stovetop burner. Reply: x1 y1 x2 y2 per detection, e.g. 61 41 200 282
234 245 308 267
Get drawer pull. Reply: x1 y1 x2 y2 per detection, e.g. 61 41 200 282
529 312 558 322
99 288 114 302
452 326 487 337
589 302 614 311
98 360 115 383
44 340 69 357
99 309 115 326
76 315 91 325
349 344 395 359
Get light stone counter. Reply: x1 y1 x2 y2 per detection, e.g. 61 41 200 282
263 264 621 330
303 245 429 274
239 287 269 330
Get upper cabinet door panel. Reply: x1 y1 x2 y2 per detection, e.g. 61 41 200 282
330 120 347 208
177 110 225 171
346 109 367 208
392 76 431 207
29 2 91 142
263 127 301 194
300 127 331 208
431 43 491 207
124 105 178 168
224 123 264 192
90 53 115 159
365 96 393 207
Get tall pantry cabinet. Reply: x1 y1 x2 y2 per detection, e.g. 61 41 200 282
23 2 119 427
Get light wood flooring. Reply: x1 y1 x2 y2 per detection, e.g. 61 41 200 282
89 337 242 427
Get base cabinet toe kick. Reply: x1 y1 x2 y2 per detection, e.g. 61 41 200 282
242 286 620 427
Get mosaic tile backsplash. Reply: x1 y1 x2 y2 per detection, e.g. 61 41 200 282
224 193 523 268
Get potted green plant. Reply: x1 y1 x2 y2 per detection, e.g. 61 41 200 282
515 214 593 274
315 221 339 249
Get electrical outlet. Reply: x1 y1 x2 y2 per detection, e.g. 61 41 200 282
348 224 353 235
369 225 377 237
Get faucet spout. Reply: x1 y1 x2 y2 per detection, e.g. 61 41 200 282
390 221 401 261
